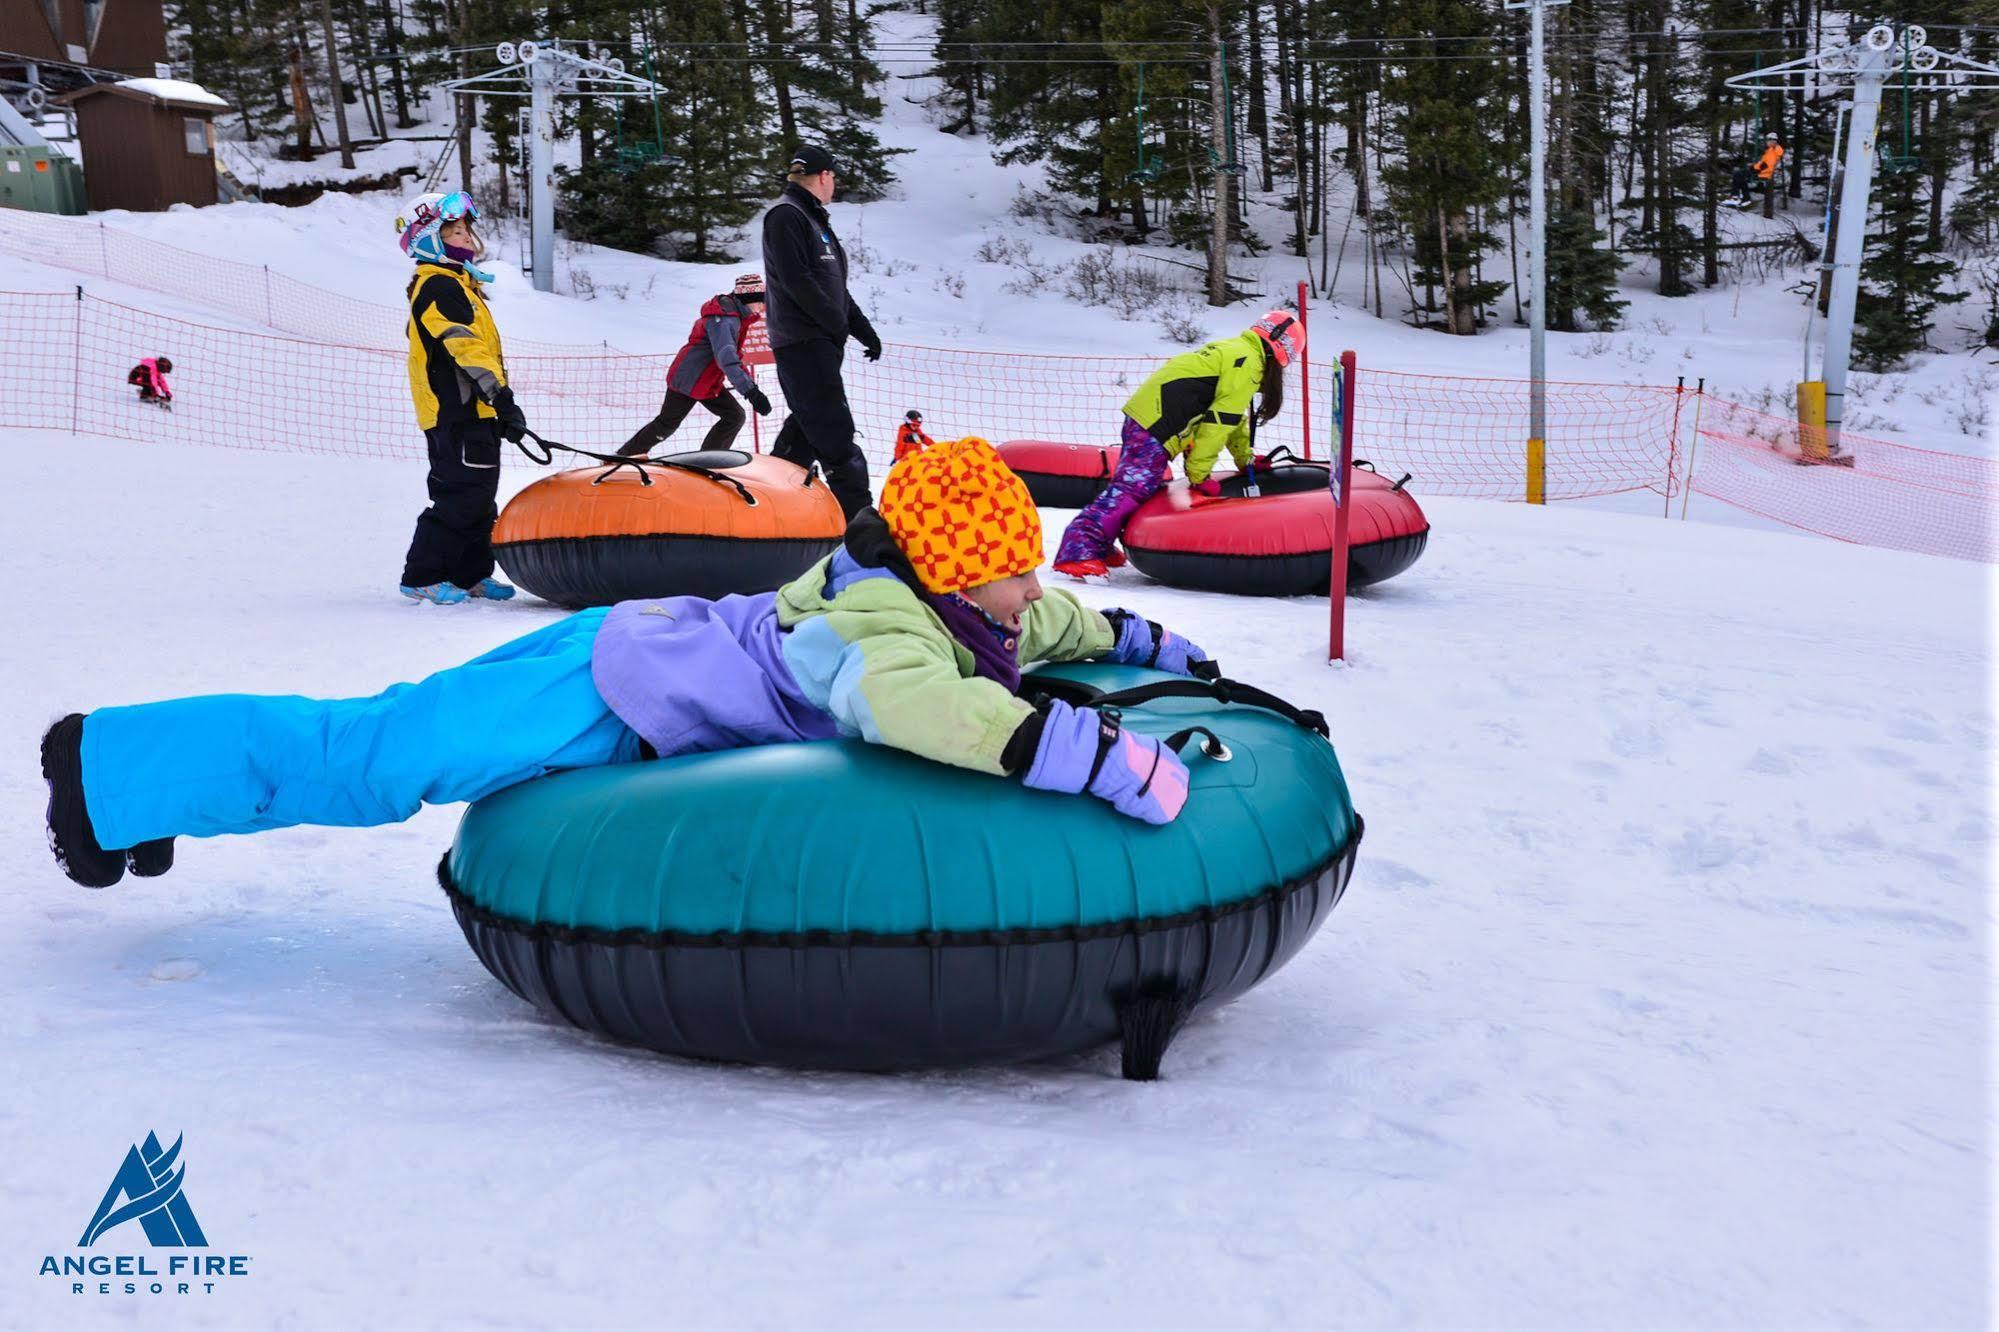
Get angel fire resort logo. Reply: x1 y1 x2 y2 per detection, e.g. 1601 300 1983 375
37 1132 253 1297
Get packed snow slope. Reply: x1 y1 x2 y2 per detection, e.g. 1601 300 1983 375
0 429 1988 1329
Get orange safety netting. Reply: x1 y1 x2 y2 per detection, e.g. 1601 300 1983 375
0 206 610 359
1 288 1990 564
1686 396 1999 562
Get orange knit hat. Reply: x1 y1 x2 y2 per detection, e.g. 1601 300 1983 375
878 437 1043 594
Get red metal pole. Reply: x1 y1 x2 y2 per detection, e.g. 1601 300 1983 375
1328 349 1358 663
1296 280 1311 462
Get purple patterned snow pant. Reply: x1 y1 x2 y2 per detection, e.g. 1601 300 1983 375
1054 418 1169 565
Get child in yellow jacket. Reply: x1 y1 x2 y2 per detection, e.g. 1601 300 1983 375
396 191 528 606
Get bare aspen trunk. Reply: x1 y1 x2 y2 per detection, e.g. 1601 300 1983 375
1701 123 1720 286
288 46 315 159
453 0 472 192
385 0 414 129
845 0 866 104
1371 93 1386 318
1436 208 1453 330
1448 209 1476 334
1208 6 1231 307
763 0 799 146
353 14 387 141
316 0 355 169
1248 1 1271 192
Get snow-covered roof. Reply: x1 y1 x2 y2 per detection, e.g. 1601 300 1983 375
59 78 231 112
114 79 230 110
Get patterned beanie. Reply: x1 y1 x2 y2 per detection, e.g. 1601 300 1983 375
878 437 1042 594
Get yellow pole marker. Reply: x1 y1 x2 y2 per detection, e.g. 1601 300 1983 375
1797 380 1828 462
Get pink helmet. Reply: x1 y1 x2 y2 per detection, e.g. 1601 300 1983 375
1251 310 1305 368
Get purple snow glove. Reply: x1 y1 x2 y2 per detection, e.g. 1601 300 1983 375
1022 699 1190 826
1105 609 1213 678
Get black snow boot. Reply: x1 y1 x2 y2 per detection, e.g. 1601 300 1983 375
40 713 126 889
126 838 176 878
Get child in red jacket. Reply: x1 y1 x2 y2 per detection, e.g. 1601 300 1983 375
894 410 933 463
620 274 773 456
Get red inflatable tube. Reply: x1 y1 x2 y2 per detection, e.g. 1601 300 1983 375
998 440 1122 510
1123 463 1430 596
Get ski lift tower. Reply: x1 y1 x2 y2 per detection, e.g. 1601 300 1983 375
1728 25 1999 461
438 40 671 293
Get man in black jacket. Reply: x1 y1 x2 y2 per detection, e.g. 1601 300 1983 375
761 144 882 519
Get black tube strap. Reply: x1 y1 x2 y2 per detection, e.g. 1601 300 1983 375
1164 725 1230 760
515 429 759 506
1084 710 1120 790
1086 676 1328 738
1256 446 1412 491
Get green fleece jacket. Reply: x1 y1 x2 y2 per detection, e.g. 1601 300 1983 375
773 547 1115 776
1122 329 1269 483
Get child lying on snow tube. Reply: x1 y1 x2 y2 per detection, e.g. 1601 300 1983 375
41 439 1213 888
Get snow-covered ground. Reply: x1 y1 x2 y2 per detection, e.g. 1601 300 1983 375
0 430 1989 1329
1 10 1992 1324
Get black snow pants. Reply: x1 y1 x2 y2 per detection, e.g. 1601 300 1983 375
769 337 871 519
401 418 501 589
619 389 746 457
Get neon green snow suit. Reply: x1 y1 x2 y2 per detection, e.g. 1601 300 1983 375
1121 330 1270 483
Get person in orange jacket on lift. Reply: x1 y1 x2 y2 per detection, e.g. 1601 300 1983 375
1729 133 1784 208
894 410 934 463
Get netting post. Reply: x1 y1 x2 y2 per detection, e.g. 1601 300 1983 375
1296 280 1312 461
1663 374 1685 517
70 285 82 433
1328 349 1357 664
1678 378 1706 521
97 221 107 277
264 266 274 326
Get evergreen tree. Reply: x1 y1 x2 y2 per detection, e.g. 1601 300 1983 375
1545 206 1627 330
639 1 774 258
982 2 1136 223
1103 0 1211 239
167 0 290 140
1854 167 1965 371
552 3 777 261
776 0 905 200
927 0 990 136
1624 0 1698 296
1377 0 1513 333
1947 164 1999 252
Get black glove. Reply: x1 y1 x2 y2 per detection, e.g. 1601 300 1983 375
491 387 528 444
859 331 883 362
745 385 773 416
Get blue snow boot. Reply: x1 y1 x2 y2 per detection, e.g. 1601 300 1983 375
401 582 470 605
466 577 516 601
41 714 125 888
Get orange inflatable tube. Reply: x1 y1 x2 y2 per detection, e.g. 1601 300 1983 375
492 449 846 607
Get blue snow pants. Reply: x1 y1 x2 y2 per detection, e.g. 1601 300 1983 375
81 608 641 850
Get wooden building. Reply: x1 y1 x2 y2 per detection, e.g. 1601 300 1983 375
58 79 227 212
0 1 168 77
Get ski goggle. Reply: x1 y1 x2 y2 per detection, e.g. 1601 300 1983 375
397 191 480 233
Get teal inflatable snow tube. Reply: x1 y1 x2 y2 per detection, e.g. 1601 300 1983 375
440 664 1362 1078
